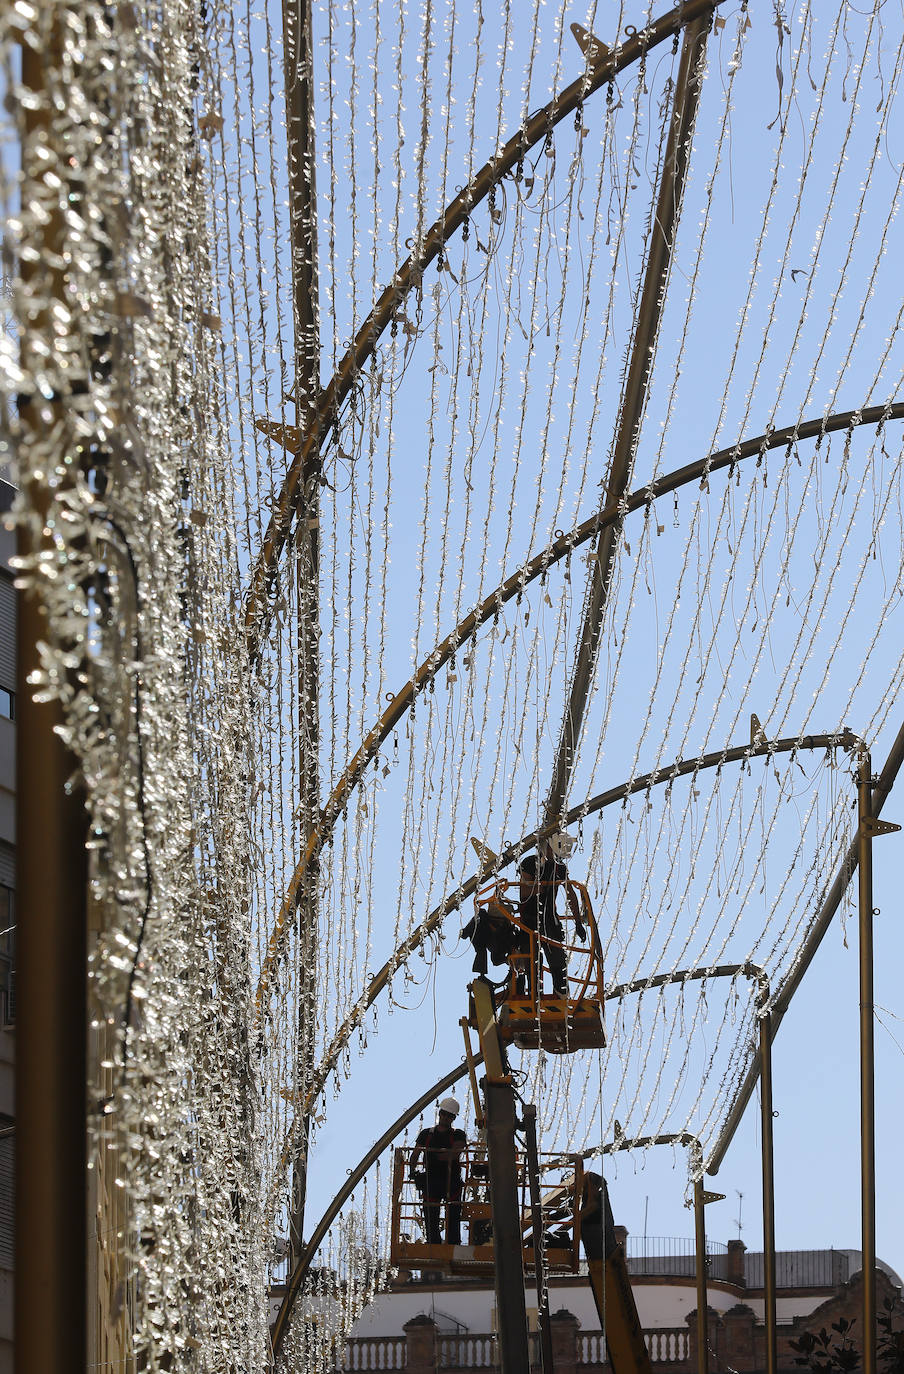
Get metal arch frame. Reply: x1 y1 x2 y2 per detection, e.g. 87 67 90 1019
707 714 904 1170
245 0 729 645
282 729 855 1142
246 0 898 1328
253 403 904 1015
605 962 768 1008
270 723 899 1360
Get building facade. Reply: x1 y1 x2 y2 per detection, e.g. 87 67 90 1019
336 1238 904 1374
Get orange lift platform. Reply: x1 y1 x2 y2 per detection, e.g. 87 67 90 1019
389 1142 584 1277
466 874 606 1053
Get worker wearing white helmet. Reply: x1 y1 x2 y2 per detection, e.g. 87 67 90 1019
409 1096 467 1245
518 840 585 997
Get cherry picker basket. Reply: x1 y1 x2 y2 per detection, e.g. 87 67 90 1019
467 877 605 1052
389 1144 584 1275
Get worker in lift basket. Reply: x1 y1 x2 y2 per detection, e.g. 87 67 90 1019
517 837 586 997
409 1097 467 1245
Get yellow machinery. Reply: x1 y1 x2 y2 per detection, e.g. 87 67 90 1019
583 1175 654 1374
467 875 606 1051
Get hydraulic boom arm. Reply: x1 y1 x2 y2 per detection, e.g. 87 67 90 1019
584 1179 654 1374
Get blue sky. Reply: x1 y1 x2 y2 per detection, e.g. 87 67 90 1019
210 0 904 1284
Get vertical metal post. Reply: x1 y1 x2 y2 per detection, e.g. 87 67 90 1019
857 752 876 1374
484 1079 531 1374
694 1172 709 1374
15 28 88 1374
523 1105 554 1374
281 0 322 1267
16 619 88 1374
759 1010 778 1374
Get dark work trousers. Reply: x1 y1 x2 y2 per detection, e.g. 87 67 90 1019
522 900 568 995
521 862 570 995
423 1174 462 1244
540 916 568 995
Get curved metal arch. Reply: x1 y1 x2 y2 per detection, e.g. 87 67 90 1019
605 961 768 1007
708 715 904 1173
284 730 849 1138
254 404 902 1015
560 730 857 825
245 0 728 645
592 1130 700 1162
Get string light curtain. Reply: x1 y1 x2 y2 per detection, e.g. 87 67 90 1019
1 1 269 1369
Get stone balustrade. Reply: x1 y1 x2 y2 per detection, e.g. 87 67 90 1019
341 1314 691 1370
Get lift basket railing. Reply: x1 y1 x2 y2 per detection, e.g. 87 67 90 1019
472 877 603 1011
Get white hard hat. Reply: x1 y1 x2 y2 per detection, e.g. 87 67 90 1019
438 1096 460 1117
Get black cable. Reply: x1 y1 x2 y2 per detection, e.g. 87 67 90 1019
90 509 154 1091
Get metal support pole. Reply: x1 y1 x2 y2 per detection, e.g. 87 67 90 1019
693 1174 709 1374
283 0 320 419
484 1079 531 1374
15 26 89 1374
523 1105 554 1374
858 753 877 1374
759 1011 777 1374
16 601 88 1374
544 10 711 826
461 1017 486 1129
281 0 322 1268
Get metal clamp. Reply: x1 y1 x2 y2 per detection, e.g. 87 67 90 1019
859 816 901 838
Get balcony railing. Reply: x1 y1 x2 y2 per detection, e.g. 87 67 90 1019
625 1235 729 1280
438 1334 500 1367
744 1249 851 1289
342 1335 406 1369
341 1325 694 1370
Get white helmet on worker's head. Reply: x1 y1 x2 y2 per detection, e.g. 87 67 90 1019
438 1096 460 1118
546 830 575 862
